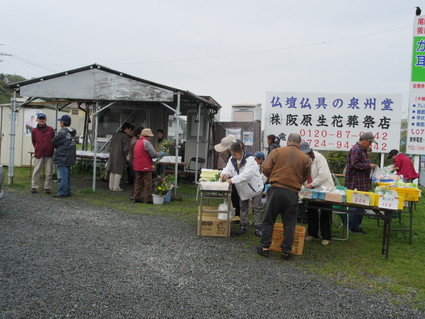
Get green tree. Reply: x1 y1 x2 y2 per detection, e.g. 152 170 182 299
0 74 26 103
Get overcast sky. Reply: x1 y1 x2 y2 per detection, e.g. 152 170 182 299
0 0 420 120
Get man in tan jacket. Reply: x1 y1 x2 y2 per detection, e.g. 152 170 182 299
257 133 311 260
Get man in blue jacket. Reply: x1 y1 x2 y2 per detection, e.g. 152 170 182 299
52 115 76 198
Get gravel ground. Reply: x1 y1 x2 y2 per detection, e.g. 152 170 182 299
1 190 424 319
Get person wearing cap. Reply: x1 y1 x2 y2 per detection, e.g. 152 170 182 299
107 122 133 192
31 113 55 194
52 114 77 198
215 135 237 169
214 135 241 218
133 128 163 204
344 132 378 234
257 133 311 260
299 142 335 246
387 150 419 182
220 141 264 236
254 151 268 185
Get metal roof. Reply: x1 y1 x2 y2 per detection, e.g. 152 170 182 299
8 63 221 110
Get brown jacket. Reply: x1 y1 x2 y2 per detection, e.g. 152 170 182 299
262 144 311 193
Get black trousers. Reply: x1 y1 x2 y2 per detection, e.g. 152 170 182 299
307 202 332 240
260 187 298 254
231 184 240 216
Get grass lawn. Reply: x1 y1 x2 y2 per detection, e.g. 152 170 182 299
4 167 425 311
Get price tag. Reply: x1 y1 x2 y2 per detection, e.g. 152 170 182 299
299 189 314 199
351 192 370 206
378 196 399 210
325 193 343 203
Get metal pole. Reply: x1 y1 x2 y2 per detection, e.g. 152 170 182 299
8 91 16 184
174 93 181 194
92 102 99 191
194 103 201 182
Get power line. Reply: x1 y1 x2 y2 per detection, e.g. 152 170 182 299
2 25 411 68
104 26 411 65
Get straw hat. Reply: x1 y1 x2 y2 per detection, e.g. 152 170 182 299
214 135 237 152
141 128 154 137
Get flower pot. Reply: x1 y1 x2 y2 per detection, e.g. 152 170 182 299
152 194 165 205
164 190 172 203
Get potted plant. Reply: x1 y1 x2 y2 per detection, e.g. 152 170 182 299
152 175 174 204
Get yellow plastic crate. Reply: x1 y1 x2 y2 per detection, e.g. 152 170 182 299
377 182 395 187
269 223 305 255
386 187 421 202
346 190 379 206
377 195 405 210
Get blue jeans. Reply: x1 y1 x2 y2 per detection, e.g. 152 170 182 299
57 166 71 196
349 206 364 231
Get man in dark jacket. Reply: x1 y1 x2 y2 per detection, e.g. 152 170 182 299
344 132 377 234
52 115 76 198
107 122 133 192
31 113 55 194
257 133 311 260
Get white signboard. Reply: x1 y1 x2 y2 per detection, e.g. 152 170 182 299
378 196 399 210
351 192 371 206
23 108 43 136
407 16 425 155
265 92 402 152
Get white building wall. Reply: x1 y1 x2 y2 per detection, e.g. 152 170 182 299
0 106 68 166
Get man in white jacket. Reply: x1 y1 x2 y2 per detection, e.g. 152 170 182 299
221 142 264 235
299 142 335 246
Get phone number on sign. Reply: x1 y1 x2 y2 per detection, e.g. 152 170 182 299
299 129 388 151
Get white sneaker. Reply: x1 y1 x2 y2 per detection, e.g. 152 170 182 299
321 240 330 246
305 236 318 241
113 188 123 192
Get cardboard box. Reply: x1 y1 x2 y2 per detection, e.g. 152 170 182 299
269 223 306 255
325 192 344 203
197 206 240 237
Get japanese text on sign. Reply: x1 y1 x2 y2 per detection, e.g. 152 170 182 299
351 192 371 206
407 16 425 155
378 196 399 210
265 92 402 152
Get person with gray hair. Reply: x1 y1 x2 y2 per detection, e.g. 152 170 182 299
257 133 311 260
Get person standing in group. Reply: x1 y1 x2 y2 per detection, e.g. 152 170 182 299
214 135 241 217
133 128 163 204
155 128 167 176
299 141 335 246
221 142 264 236
30 113 55 194
254 151 268 185
344 132 378 234
107 122 133 192
52 115 76 198
266 134 280 154
257 133 311 260
129 126 144 200
387 149 419 183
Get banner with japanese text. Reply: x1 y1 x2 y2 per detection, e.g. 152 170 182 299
265 92 402 152
407 16 425 155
